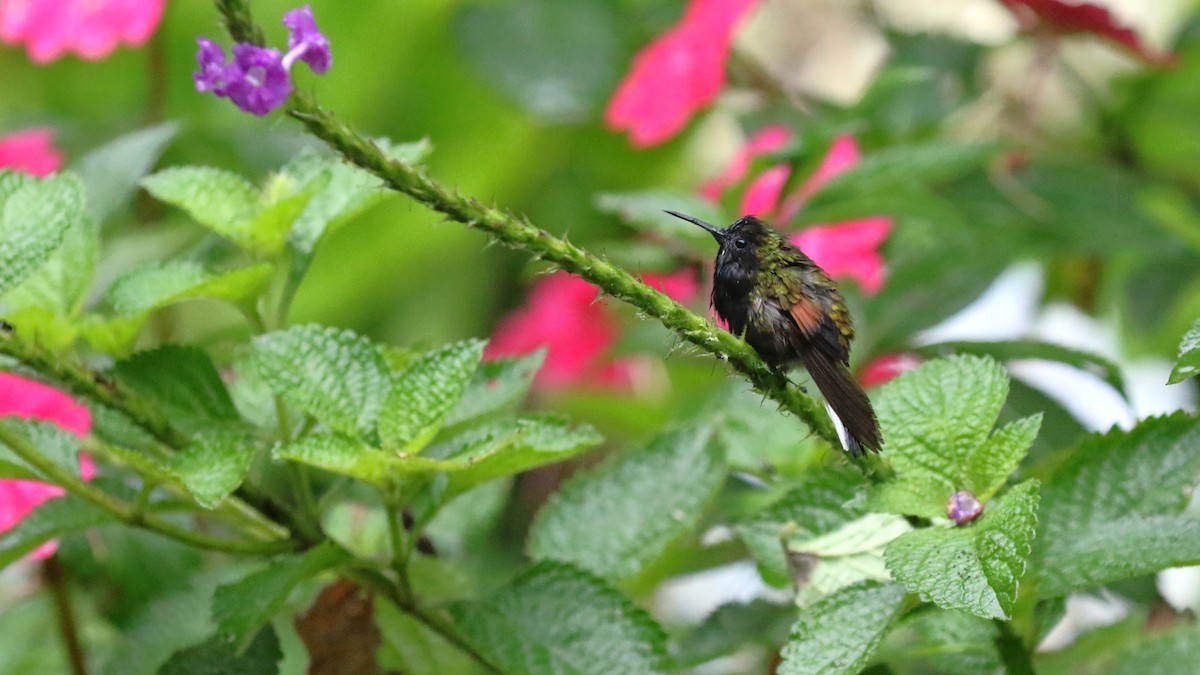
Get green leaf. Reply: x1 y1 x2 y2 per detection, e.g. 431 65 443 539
451 562 667 674
455 0 622 122
885 480 1040 619
672 600 796 669
873 355 1034 518
1105 622 1200 675
777 581 908 675
595 190 727 255
432 415 603 496
107 261 272 318
4 215 98 316
736 467 867 586
114 345 241 435
379 339 485 451
0 172 85 297
891 610 1002 675
251 324 391 438
0 493 114 569
158 626 281 675
0 418 87 482
169 431 254 509
528 425 724 579
212 542 347 648
443 349 544 428
75 122 178 223
917 339 1129 398
786 513 912 607
272 433 395 487
141 167 271 250
1038 413 1200 596
377 599 485 675
282 149 389 256
1168 318 1200 384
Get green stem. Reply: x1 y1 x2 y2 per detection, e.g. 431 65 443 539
344 567 501 673
0 423 296 555
383 495 414 604
41 556 89 675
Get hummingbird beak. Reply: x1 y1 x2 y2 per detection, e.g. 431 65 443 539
665 210 725 242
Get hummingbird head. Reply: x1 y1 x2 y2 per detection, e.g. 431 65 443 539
665 210 780 275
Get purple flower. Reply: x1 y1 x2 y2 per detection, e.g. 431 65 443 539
947 490 985 525
192 5 331 116
282 5 331 74
223 44 292 116
193 38 233 95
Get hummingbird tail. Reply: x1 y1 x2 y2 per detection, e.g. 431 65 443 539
802 350 882 455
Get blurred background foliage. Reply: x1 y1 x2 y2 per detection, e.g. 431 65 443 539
4 0 1200 672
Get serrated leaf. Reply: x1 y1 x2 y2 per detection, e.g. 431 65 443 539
894 610 1002 675
212 542 346 648
595 190 728 255
114 345 241 435
170 431 254 509
0 418 87 482
444 350 544 427
917 339 1128 398
432 415 602 496
379 339 485 451
272 433 395 487
107 261 272 318
283 149 389 256
0 493 114 569
672 600 796 669
141 167 260 244
1038 413 1200 596
251 324 390 438
777 581 907 675
786 513 912 607
0 172 85 296
451 562 667 674
157 626 280 675
1168 318 1200 384
737 466 867 586
886 480 1040 619
528 426 724 579
873 355 1029 518
5 216 98 316
76 123 178 223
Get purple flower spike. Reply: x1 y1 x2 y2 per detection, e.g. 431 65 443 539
223 44 293 116
947 490 985 525
194 38 233 95
282 5 332 74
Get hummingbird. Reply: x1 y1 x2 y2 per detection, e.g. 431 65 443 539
666 210 882 455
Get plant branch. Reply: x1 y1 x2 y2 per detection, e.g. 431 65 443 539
0 422 296 555
41 555 89 675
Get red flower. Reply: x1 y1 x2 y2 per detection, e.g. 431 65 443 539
0 127 62 176
485 270 697 390
1000 0 1174 66
858 353 922 388
0 0 165 63
704 131 892 295
0 373 94 559
605 0 759 148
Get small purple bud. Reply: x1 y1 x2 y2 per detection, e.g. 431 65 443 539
948 490 984 525
194 38 234 95
282 5 332 74
224 44 293 117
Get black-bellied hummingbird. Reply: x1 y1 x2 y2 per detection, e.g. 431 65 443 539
666 210 882 455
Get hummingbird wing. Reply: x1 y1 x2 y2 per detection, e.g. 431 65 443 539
777 264 853 365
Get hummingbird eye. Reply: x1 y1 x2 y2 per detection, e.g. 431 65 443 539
734 238 748 249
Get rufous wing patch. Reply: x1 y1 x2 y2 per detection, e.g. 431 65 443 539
789 295 823 334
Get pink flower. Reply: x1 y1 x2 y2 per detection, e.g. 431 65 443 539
0 373 94 559
605 0 759 148
0 127 62 176
704 132 892 295
0 0 165 64
1000 0 1175 66
858 353 922 388
485 270 698 390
